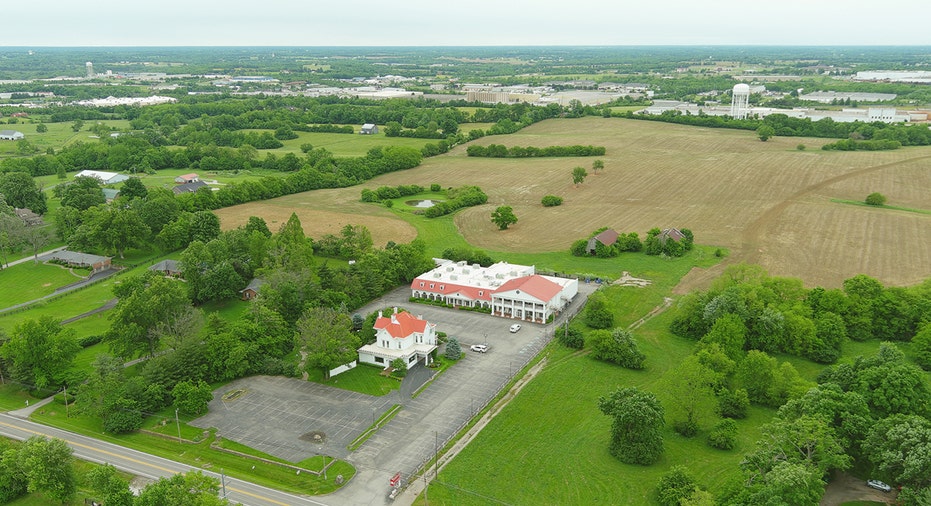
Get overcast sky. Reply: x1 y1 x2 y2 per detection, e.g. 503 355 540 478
3 0 930 46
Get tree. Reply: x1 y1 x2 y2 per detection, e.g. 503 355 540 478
0 211 25 269
913 323 931 370
172 379 214 417
71 119 84 132
572 166 588 186
592 159 604 174
78 206 150 259
0 172 47 214
589 328 646 370
86 464 134 506
58 176 105 211
756 124 776 141
707 418 738 450
598 387 665 465
17 436 76 504
106 273 192 358
296 306 361 378
135 471 230 506
584 294 614 329
35 123 47 133
865 192 887 206
656 466 697 506
662 355 717 436
189 210 221 244
245 215 272 238
445 336 462 360
557 324 584 349
0 441 27 503
490 206 517 230
119 176 148 200
0 316 79 391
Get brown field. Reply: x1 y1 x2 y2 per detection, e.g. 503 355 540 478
215 117 931 289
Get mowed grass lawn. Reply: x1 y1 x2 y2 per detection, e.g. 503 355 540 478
426 308 772 505
0 261 86 309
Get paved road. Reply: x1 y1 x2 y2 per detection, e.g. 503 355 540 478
0 413 329 506
0 245 67 269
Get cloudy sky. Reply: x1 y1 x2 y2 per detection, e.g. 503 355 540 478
3 0 930 46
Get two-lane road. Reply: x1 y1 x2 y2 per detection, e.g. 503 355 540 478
0 413 330 506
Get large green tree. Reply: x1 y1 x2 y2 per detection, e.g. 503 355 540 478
57 175 104 211
490 205 517 230
598 387 665 465
296 306 361 378
0 316 79 391
0 172 47 214
572 166 588 185
589 328 645 369
17 436 77 504
106 273 191 358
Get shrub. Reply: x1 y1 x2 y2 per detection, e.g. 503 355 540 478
707 419 738 450
584 296 614 329
102 397 143 434
796 144 806 151
541 195 563 207
556 325 584 349
865 192 887 206
589 329 645 369
718 388 750 419
445 337 462 360
430 183 441 192
656 466 697 506
390 358 408 378
674 419 699 437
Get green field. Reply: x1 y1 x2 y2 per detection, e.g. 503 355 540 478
0 120 132 158
0 260 87 309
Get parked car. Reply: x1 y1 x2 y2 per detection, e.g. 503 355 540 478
470 344 488 353
509 324 521 333
867 479 891 492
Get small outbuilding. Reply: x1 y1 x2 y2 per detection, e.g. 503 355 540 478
13 208 44 226
239 278 265 300
0 130 25 141
175 173 199 184
586 228 619 255
360 123 378 135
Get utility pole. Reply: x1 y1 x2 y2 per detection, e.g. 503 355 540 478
434 430 438 478
175 408 182 444
63 385 69 418
221 469 227 498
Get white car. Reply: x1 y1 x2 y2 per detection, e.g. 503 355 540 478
509 324 521 333
866 480 891 492
470 344 488 353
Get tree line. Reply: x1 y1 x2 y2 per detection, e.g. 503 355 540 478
465 144 606 158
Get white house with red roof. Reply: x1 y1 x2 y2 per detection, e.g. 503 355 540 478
357 308 438 369
411 260 578 323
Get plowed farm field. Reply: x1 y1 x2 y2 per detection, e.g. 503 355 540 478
214 117 931 289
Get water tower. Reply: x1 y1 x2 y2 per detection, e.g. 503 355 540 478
86 62 94 78
730 83 750 119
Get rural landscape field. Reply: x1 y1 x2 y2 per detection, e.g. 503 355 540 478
2 44 931 506
218 117 931 290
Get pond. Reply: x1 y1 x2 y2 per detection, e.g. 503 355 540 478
406 199 441 208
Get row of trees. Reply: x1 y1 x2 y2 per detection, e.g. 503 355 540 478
465 144 606 158
671 266 931 364
1 436 229 506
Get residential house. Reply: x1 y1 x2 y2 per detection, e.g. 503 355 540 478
357 308 438 368
148 259 182 277
13 208 43 226
48 250 111 273
172 180 208 194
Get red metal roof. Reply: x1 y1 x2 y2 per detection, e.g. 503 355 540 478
374 311 428 339
493 275 562 302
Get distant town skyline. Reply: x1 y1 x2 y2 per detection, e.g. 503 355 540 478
4 0 931 47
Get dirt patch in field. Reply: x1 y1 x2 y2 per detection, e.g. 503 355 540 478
214 201 417 248
821 472 895 505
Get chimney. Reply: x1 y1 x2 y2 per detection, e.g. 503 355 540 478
393 307 398 314
378 310 383 318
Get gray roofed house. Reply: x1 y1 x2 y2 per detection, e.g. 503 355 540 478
172 180 208 194
148 259 182 277
48 250 111 273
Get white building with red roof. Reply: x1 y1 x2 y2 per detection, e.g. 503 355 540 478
411 260 578 323
357 308 438 369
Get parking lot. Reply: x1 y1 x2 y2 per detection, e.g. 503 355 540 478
191 281 598 504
